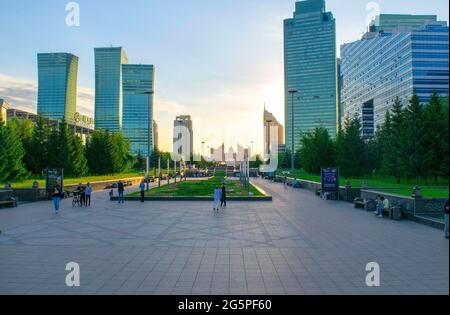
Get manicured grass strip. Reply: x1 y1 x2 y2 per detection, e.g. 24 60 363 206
383 188 449 199
130 173 263 197
10 172 143 189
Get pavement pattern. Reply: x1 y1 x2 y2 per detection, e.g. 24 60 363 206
0 179 448 295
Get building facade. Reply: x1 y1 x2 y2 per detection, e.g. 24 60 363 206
122 64 155 156
174 115 194 158
284 0 338 154
0 99 9 124
153 120 159 150
37 53 78 124
341 17 449 139
94 47 128 132
369 14 437 33
264 108 284 154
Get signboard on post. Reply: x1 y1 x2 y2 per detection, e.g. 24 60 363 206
45 168 64 198
321 167 339 196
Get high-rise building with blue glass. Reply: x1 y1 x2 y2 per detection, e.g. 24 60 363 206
341 16 449 139
284 0 338 153
122 64 155 156
37 53 78 123
94 47 128 132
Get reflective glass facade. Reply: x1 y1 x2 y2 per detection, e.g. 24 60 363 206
122 65 155 156
94 47 128 132
284 0 338 153
341 20 449 137
370 14 437 33
37 53 78 123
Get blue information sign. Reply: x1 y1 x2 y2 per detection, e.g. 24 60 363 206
321 167 339 193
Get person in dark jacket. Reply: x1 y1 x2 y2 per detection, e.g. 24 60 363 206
118 181 125 204
444 199 449 239
221 183 227 208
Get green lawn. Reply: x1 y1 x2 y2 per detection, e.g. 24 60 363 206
130 170 263 197
9 172 144 189
384 188 449 199
276 169 449 198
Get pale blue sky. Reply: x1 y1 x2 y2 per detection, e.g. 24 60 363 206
0 0 448 151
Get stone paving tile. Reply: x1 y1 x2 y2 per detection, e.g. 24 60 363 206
0 180 448 295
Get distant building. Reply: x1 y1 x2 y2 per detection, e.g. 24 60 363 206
7 107 93 142
37 53 79 124
122 64 155 156
284 0 338 155
341 15 449 139
94 47 129 132
0 99 9 124
153 120 159 150
264 108 284 154
369 14 438 33
174 115 194 157
211 143 225 162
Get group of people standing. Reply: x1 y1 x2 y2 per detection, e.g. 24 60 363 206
75 183 94 207
213 184 227 212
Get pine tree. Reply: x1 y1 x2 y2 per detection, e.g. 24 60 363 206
86 130 113 175
27 115 50 175
336 115 365 178
403 94 424 183
299 127 335 174
0 116 29 182
69 133 88 177
381 98 405 183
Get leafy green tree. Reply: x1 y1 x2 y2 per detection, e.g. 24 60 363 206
299 127 336 174
69 133 88 177
86 130 113 175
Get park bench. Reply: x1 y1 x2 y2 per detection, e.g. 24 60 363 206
0 190 18 208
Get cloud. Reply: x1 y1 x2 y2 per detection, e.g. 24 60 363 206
0 74 37 113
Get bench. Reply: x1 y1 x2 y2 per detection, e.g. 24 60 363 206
354 198 377 211
0 197 18 208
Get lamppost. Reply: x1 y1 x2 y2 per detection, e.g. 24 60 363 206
143 91 155 190
288 88 298 172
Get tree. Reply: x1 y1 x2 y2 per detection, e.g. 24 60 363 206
336 115 366 178
422 92 447 183
0 116 28 182
25 115 50 176
299 127 336 174
403 94 424 183
68 133 88 177
380 98 405 183
86 130 113 175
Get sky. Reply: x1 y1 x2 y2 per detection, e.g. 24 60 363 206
0 0 448 153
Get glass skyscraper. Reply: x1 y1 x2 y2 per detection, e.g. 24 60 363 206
284 0 338 154
37 53 78 123
94 47 128 132
341 16 449 139
369 14 437 33
122 64 155 156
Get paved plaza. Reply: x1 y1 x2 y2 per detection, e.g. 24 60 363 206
0 180 448 295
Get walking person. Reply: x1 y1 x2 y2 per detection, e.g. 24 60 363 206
77 183 86 206
139 180 146 203
213 186 222 213
221 183 227 209
85 183 93 207
444 199 449 239
52 185 63 215
118 180 125 204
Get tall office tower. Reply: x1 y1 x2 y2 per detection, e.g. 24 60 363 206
284 0 338 154
341 16 449 140
173 115 194 157
0 99 9 124
37 53 78 123
264 108 285 154
153 120 159 150
122 64 155 156
94 47 128 132
369 14 438 33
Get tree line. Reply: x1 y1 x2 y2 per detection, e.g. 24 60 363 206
279 92 449 184
0 115 132 182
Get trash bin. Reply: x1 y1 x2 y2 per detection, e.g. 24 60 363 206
391 206 402 220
